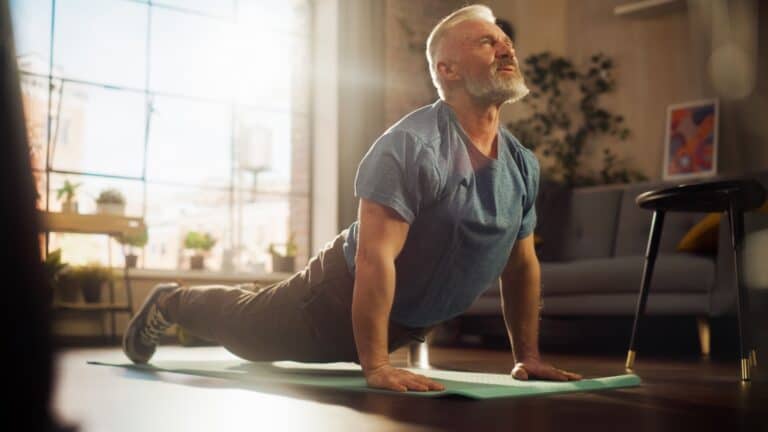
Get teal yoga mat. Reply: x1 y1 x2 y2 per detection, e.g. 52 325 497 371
89 360 640 399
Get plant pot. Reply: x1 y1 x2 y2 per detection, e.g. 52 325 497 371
271 254 295 273
81 280 103 303
62 200 78 214
190 255 205 270
97 202 125 216
125 254 138 269
57 274 80 303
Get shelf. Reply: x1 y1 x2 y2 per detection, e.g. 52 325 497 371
53 302 132 312
614 0 685 17
38 211 146 238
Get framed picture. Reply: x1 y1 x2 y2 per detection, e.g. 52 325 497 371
663 99 719 181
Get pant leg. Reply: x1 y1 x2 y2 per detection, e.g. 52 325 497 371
162 230 430 362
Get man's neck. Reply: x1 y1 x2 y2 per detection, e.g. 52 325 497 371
444 93 503 158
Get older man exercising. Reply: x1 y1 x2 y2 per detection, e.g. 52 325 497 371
124 4 581 393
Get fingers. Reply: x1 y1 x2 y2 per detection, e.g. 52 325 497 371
562 370 583 381
366 367 445 392
512 362 583 381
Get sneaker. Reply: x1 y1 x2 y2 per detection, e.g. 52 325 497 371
123 283 177 364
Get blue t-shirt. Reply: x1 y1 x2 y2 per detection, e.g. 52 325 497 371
342 99 539 328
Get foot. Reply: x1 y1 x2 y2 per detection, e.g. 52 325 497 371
123 283 177 364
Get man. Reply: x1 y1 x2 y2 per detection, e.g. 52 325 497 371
123 4 581 393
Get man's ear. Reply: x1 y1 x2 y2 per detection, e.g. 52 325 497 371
437 60 460 83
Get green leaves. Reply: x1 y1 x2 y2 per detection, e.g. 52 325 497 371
184 231 217 252
507 51 647 186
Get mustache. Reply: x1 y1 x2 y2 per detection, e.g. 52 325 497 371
494 57 518 69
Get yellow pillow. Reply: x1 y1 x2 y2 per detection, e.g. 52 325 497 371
677 200 768 253
677 212 721 254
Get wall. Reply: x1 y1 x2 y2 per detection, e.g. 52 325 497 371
489 0 768 180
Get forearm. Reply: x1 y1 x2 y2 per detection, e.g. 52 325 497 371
500 258 542 362
351 257 396 374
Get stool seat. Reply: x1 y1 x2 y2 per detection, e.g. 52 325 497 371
636 179 766 213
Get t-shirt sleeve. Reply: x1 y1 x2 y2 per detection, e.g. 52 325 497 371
517 147 540 240
354 130 440 224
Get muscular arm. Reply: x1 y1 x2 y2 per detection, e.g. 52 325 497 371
500 234 582 381
352 198 444 392
500 234 542 362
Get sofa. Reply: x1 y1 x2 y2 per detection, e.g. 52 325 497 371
463 170 768 325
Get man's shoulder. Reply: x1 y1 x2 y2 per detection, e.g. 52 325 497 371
500 127 539 177
383 100 443 146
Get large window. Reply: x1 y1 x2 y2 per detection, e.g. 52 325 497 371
11 0 312 273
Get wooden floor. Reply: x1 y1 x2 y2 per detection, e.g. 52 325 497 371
52 344 768 432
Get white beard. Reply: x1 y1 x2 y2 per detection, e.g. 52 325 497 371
465 69 530 105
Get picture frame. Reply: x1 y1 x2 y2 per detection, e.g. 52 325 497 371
662 99 719 181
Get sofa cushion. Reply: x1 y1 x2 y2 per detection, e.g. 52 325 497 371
539 254 714 296
539 293 711 316
480 253 714 299
558 186 623 261
613 181 707 256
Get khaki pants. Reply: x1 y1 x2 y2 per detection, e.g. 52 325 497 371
161 231 431 363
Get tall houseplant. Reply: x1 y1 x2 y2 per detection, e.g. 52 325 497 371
507 52 646 186
184 231 216 270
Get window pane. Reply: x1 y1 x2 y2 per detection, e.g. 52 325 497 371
153 0 235 18
146 96 232 187
49 232 113 267
235 109 292 193
238 0 310 35
48 173 144 216
233 193 290 273
50 81 146 178
10 0 52 74
144 185 231 271
19 72 49 171
150 8 235 99
53 0 147 89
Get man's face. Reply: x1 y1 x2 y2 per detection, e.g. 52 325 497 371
442 19 529 104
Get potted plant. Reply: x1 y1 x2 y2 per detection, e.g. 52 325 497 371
184 231 216 270
96 188 126 216
119 229 148 269
43 249 73 303
72 264 113 303
268 232 297 273
56 180 81 213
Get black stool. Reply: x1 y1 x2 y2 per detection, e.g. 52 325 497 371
624 179 767 381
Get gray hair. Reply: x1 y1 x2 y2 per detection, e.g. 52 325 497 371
426 5 496 99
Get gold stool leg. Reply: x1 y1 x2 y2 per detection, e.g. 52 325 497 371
696 317 711 357
625 350 636 371
750 349 757 368
741 358 752 381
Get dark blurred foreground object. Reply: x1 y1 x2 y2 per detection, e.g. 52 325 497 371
626 180 767 381
0 0 63 430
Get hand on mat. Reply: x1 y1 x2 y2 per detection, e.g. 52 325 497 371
511 359 582 381
364 364 445 392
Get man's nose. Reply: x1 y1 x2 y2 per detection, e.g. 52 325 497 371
497 43 515 60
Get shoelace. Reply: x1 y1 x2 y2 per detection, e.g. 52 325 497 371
139 304 171 346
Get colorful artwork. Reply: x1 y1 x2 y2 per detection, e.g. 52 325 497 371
663 99 718 180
